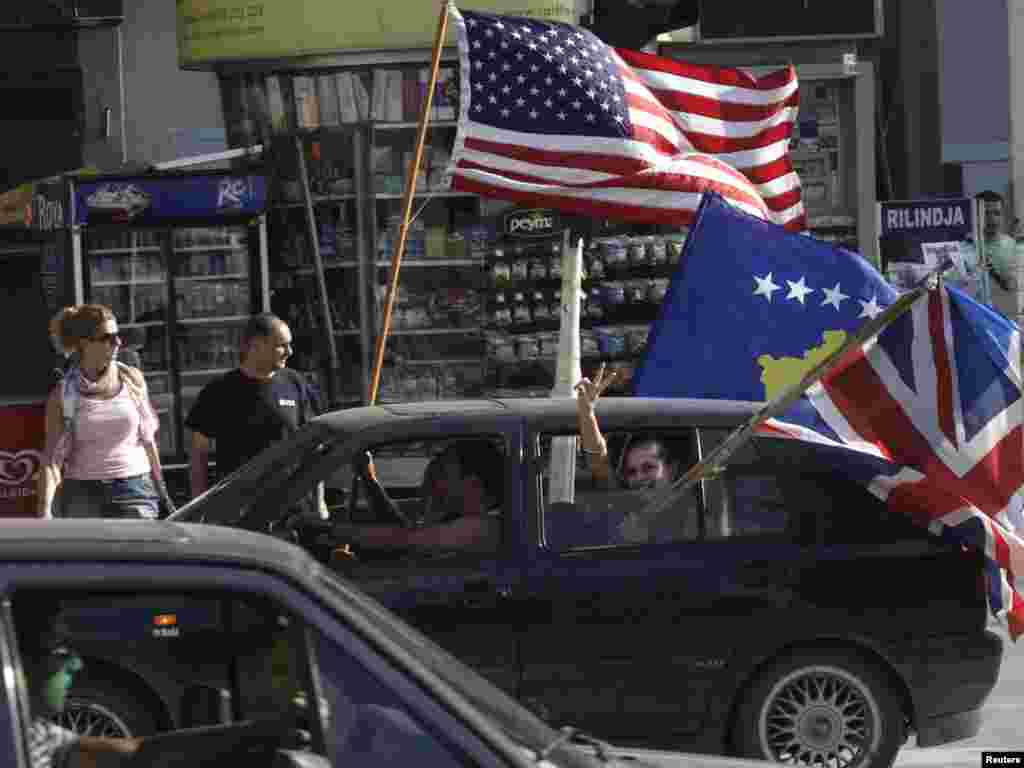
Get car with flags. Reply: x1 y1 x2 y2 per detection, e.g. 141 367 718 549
166 394 1004 768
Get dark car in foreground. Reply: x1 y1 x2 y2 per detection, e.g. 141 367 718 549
146 396 1003 768
0 519 777 768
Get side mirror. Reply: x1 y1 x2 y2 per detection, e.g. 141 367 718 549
180 684 232 727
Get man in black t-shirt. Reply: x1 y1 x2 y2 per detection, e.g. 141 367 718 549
186 314 325 517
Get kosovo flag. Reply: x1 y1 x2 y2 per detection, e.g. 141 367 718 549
634 192 899 402
634 192 1024 640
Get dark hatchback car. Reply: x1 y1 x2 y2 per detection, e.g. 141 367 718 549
164 397 1001 767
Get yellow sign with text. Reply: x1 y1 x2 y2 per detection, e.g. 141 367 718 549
176 0 581 67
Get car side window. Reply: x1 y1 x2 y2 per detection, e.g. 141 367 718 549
333 436 506 555
705 470 794 539
539 430 701 550
7 587 470 768
310 628 467 767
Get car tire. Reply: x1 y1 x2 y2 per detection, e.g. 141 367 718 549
57 679 162 739
733 649 903 768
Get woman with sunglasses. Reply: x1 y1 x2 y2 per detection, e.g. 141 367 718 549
37 304 170 519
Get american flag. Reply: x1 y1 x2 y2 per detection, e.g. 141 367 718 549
447 7 802 229
635 193 1024 636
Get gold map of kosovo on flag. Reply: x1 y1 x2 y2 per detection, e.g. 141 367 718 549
758 330 848 400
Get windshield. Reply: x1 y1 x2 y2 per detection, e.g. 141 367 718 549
314 567 609 768
171 422 337 526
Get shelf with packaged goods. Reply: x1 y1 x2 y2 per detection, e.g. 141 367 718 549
373 191 478 200
289 262 359 273
374 259 481 268
178 316 250 325
373 121 459 132
173 245 248 253
92 279 166 287
396 358 481 365
278 194 357 208
387 328 481 336
89 247 162 255
176 273 249 282
181 368 233 377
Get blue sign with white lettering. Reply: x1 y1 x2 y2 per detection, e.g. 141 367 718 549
880 199 973 240
73 173 266 226
879 197 977 296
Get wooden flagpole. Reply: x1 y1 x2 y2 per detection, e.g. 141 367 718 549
369 0 451 405
632 259 955 528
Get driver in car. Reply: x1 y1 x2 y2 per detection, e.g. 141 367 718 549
16 598 142 768
338 440 504 553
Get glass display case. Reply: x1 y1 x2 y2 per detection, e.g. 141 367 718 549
84 224 258 459
86 229 176 454
72 170 270 497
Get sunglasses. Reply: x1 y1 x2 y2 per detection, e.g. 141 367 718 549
90 332 122 345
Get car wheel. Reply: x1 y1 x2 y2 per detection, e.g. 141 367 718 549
733 650 903 768
55 681 161 739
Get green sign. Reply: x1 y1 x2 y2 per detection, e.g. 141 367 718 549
176 0 581 68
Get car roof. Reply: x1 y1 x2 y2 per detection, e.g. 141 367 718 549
312 397 763 434
0 519 315 575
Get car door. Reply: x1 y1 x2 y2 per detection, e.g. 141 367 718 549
336 414 528 698
517 424 813 749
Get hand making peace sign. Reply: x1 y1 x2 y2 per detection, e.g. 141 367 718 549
575 363 618 411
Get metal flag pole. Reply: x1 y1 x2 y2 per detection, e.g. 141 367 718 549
633 258 955 529
369 0 451 405
296 135 339 405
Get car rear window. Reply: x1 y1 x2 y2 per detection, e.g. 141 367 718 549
795 471 932 545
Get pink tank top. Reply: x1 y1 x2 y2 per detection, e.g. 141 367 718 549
64 384 151 480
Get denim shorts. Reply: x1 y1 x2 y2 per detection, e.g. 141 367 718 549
56 473 160 520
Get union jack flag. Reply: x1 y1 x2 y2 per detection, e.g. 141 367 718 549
636 193 1024 636
446 7 803 229
761 287 1024 637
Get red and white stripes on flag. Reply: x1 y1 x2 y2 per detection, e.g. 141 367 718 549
618 49 804 230
447 7 803 230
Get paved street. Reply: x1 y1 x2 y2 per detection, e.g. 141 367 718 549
896 622 1023 766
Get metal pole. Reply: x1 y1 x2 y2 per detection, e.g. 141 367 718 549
258 214 270 312
369 0 451 405
295 135 340 405
353 127 373 404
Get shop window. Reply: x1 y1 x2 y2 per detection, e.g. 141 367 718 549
8 587 467 768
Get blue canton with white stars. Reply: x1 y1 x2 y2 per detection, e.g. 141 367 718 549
461 10 633 138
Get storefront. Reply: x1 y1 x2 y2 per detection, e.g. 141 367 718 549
176 0 881 407
176 0 681 403
0 168 271 509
